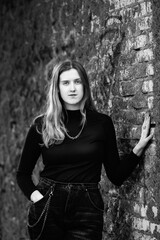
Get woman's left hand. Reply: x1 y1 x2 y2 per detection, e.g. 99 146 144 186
133 112 153 157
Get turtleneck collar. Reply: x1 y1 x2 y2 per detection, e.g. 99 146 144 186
66 109 81 113
65 109 81 120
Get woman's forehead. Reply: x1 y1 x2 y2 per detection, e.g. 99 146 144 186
60 68 80 81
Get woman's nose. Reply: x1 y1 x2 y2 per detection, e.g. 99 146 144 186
70 82 76 91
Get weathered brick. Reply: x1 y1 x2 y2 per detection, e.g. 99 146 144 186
148 32 153 45
114 0 136 9
133 216 160 234
142 80 153 93
152 206 158 218
115 122 141 139
146 63 154 76
145 142 156 156
134 34 148 49
120 80 142 96
130 125 141 139
119 63 149 81
134 203 148 217
135 49 154 63
133 217 150 231
133 231 157 240
130 93 148 109
112 109 139 124
125 38 134 52
144 155 157 173
136 15 152 31
148 96 154 109
140 1 152 16
112 96 129 110
150 222 160 234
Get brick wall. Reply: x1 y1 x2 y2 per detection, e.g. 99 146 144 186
0 0 160 239
102 0 160 240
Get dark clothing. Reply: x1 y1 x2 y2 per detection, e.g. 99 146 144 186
16 109 140 200
28 177 104 240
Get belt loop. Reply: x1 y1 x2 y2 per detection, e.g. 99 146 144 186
49 183 55 196
67 184 71 191
81 184 87 192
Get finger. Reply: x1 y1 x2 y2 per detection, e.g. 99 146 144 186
142 122 150 134
143 112 150 125
142 114 150 132
145 112 150 119
145 133 153 143
141 125 151 140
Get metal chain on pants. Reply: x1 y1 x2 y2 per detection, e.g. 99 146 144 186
28 186 54 240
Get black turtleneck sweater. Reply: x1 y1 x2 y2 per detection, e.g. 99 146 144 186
16 109 140 200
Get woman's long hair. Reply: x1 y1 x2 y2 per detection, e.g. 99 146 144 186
42 59 96 147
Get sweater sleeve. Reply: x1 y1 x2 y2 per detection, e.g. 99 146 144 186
16 121 42 200
103 116 141 186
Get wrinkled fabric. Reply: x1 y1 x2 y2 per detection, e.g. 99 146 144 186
28 177 104 240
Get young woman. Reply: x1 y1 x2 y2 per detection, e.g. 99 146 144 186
16 59 153 240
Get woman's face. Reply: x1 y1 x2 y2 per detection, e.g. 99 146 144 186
59 68 84 110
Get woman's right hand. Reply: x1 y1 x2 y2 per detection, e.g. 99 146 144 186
30 190 44 203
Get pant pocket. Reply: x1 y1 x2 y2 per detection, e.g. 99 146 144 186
86 188 104 212
27 185 54 240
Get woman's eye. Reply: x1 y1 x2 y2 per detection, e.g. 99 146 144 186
62 81 69 85
75 79 82 84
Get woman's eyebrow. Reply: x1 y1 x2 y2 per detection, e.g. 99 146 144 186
60 78 81 81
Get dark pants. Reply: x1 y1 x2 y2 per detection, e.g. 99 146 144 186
27 177 104 240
